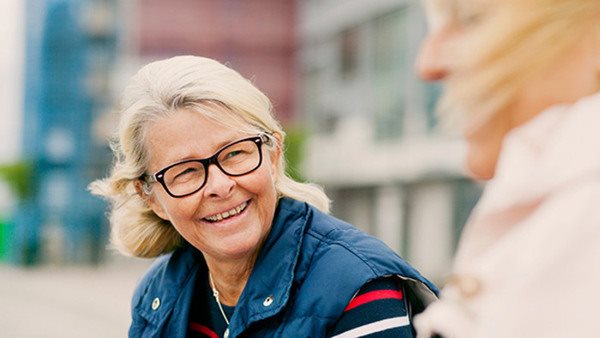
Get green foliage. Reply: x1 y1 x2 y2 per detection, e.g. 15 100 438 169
0 161 33 200
284 126 307 182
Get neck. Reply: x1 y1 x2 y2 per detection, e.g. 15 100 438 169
205 255 257 306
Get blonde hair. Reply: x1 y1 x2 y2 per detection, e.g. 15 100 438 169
89 55 330 258
439 0 600 130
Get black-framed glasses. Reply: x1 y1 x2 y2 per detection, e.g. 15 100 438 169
145 134 270 198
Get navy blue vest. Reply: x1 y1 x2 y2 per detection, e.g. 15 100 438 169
129 197 438 337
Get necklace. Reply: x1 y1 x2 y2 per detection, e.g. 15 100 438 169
208 272 230 338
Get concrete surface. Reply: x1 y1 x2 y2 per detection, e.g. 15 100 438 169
0 257 153 338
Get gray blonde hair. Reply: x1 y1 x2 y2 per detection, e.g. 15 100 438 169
439 0 600 130
89 55 330 258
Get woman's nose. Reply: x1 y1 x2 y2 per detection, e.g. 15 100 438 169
416 29 450 81
203 164 235 198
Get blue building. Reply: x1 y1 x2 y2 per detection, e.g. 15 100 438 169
14 0 119 265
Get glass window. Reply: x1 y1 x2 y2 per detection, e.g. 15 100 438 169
302 68 338 134
371 9 408 140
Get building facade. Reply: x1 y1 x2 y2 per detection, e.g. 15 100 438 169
297 0 481 283
125 0 297 123
10 0 120 265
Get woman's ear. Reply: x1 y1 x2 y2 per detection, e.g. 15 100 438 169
134 180 169 221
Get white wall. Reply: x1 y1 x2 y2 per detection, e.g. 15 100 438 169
0 0 25 163
408 182 455 283
375 185 404 253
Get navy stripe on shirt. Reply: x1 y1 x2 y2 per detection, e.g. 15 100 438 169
329 277 415 338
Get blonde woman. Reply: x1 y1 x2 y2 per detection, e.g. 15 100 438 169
414 0 600 337
90 56 437 337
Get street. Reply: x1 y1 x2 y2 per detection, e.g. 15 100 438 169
0 257 152 338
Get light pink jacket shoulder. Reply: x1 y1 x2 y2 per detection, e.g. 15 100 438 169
416 92 600 338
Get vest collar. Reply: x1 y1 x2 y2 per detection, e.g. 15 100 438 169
228 197 309 336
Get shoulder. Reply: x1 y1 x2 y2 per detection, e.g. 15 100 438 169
131 253 172 307
302 204 409 276
131 244 199 312
276 197 394 274
297 202 438 301
128 246 202 336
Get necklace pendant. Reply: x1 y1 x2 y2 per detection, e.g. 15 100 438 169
224 327 230 338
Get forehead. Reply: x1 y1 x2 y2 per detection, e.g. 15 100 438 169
144 108 249 170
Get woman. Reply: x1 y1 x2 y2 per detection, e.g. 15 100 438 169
414 0 600 337
90 55 437 337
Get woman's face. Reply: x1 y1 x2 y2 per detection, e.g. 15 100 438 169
417 0 600 179
143 107 280 263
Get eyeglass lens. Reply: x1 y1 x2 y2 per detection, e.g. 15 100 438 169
162 138 261 196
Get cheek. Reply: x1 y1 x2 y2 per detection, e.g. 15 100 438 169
246 166 278 217
251 168 278 201
156 194 200 225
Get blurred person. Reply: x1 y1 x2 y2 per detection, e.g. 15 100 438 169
414 0 600 337
90 55 438 337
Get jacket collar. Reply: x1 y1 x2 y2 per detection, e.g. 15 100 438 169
135 244 201 335
227 197 309 336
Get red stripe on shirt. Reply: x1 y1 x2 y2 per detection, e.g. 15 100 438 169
189 323 219 338
344 289 404 312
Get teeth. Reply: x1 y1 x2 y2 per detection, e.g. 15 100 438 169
205 202 248 222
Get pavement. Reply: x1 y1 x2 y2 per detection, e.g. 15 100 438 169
0 257 153 338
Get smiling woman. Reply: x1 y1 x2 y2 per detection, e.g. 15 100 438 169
89 56 438 337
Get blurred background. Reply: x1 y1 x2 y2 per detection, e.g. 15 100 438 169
0 0 481 336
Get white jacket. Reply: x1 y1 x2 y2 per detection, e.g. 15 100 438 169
415 92 600 338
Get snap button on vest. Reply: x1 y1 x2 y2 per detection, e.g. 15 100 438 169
151 297 161 310
263 296 274 306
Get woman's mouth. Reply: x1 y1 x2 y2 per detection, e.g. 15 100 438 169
203 201 249 223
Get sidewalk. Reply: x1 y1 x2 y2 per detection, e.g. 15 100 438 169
0 257 152 338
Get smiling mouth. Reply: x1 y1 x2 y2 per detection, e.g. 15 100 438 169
203 201 249 222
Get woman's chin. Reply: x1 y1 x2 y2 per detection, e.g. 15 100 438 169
213 235 262 261
466 155 496 181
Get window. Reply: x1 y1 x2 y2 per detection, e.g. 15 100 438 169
371 9 408 140
339 28 359 79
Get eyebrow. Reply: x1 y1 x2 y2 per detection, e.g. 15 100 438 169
160 134 248 169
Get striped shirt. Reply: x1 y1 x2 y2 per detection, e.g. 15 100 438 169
188 276 414 338
328 277 414 337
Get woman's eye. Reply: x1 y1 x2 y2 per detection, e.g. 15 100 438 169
225 150 243 159
174 167 198 179
459 11 483 26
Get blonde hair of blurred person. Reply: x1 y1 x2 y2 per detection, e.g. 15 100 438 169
89 56 329 258
418 0 600 180
414 0 600 337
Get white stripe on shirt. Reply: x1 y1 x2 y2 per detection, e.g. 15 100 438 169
331 315 410 338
